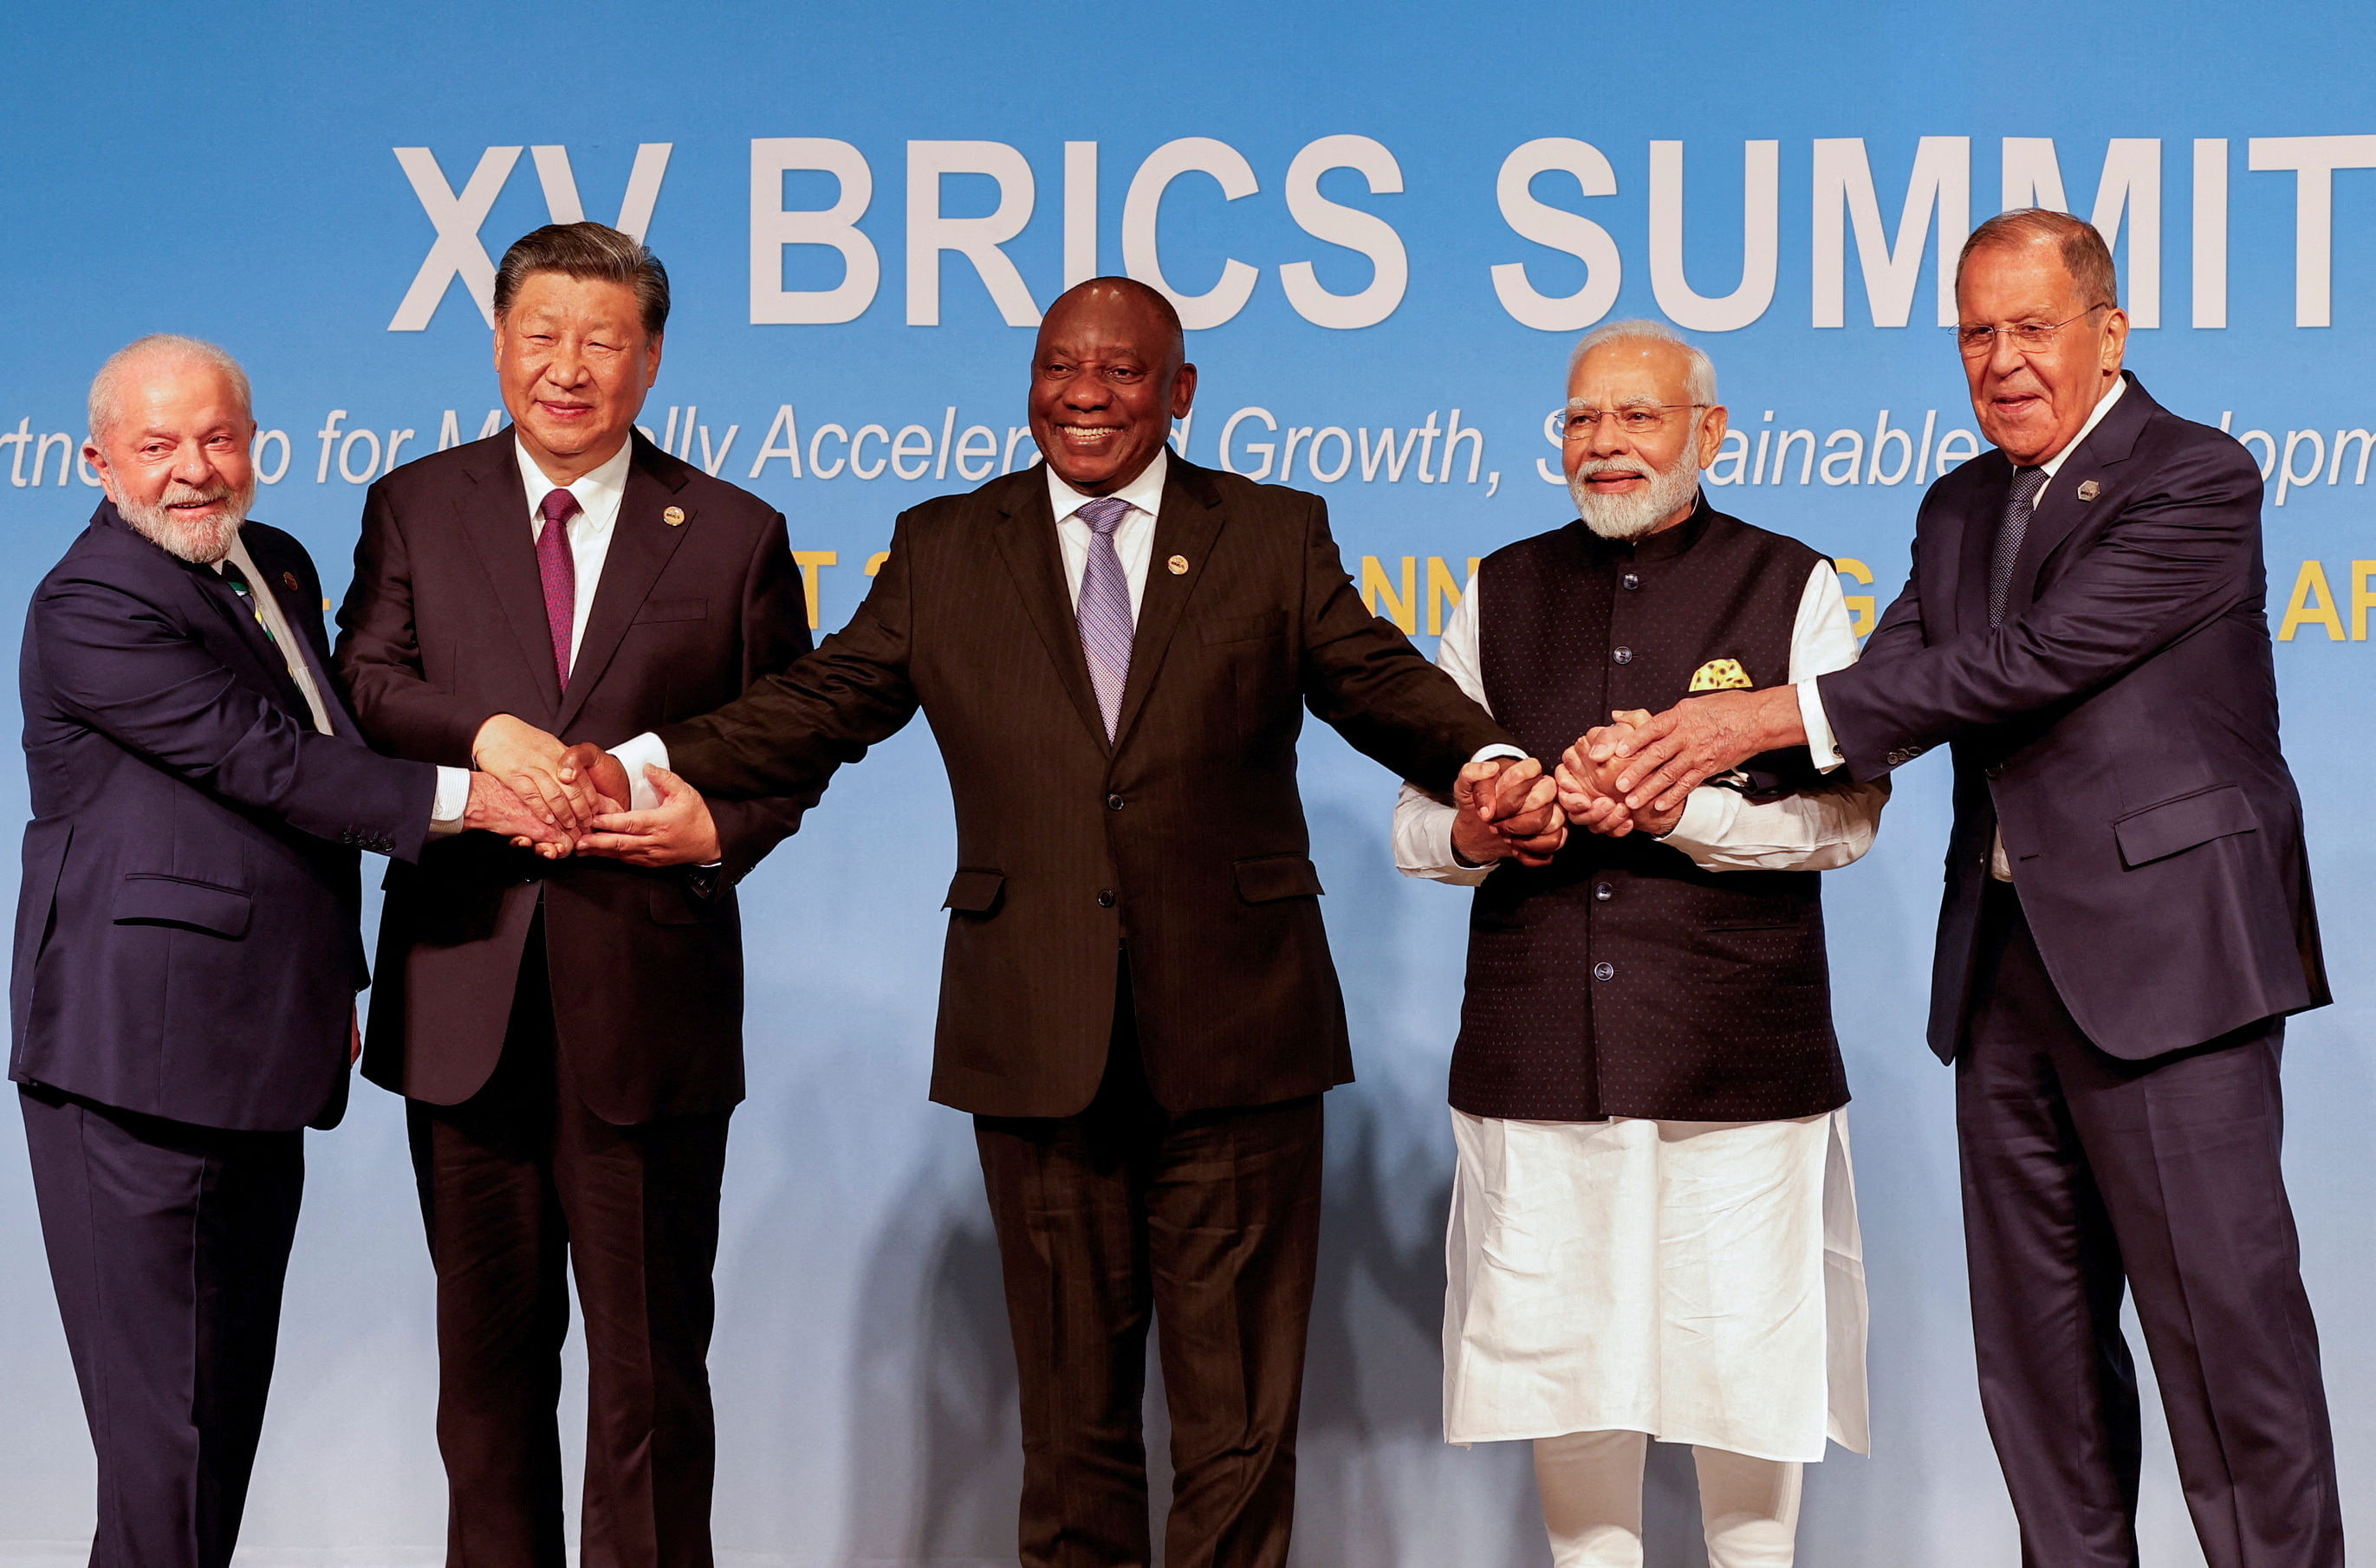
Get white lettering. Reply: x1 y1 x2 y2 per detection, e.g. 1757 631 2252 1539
1123 138 1261 330
1812 137 1970 327
1490 138 1621 331
906 140 1040 327
1279 135 1408 330
750 139 880 326
1649 139 1778 333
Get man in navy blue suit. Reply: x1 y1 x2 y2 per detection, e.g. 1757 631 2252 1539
1561 212 2339 1567
10 335 561 1568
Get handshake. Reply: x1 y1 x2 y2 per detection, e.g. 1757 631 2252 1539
1450 708 1695 868
458 714 720 867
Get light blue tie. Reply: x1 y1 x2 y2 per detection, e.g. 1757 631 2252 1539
1074 496 1134 741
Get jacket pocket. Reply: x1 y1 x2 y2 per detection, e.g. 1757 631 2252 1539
112 873 251 938
2113 782 2257 868
633 599 709 625
944 869 1006 915
1234 854 1324 904
1201 610 1287 645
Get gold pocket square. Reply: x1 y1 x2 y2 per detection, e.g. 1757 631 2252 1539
1688 658 1754 691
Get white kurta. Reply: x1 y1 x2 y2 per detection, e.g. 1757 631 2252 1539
1402 543 1879 1461
1442 1109 1867 1461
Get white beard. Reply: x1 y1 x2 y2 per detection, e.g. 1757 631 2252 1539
117 481 252 564
1568 432 1704 541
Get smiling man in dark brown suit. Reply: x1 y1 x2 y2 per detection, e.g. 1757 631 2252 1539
334 223 815 1568
570 276 1542 1568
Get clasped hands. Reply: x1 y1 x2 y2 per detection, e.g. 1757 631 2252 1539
1462 684 1808 859
1453 711 1678 867
461 714 721 866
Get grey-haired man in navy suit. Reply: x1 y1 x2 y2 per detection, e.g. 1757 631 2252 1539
11 336 558 1568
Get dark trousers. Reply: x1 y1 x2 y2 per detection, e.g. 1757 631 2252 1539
406 933 731 1568
1957 882 2342 1568
19 1083 306 1568
974 993 1325 1568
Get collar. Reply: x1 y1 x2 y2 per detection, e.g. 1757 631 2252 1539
2034 376 2127 478
1046 446 1168 526
516 435 633 518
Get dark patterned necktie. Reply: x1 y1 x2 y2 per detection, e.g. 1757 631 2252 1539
1074 496 1134 740
218 558 276 645
1987 466 2048 627
536 488 579 689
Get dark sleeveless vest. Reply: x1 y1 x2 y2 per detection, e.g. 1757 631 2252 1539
1452 499 1850 1122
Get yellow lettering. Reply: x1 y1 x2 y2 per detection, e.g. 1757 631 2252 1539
864 550 890 577
792 550 838 630
1835 556 1876 640
1425 556 1465 635
2278 559 2346 642
2352 560 2376 641
1361 554 1418 632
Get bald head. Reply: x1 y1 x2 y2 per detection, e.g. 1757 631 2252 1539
1029 277 1197 496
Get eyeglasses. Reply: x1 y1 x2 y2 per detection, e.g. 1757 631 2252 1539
1952 304 2113 358
1559 403 1706 440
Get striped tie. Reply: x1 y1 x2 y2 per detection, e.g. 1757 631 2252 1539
1988 466 2048 627
1074 496 1133 741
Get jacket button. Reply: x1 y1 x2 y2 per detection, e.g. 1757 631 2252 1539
1096 889 1116 908
1106 793 1126 811
1594 883 1613 902
1594 962 1615 981
1621 573 1641 591
1613 646 1633 665
1983 762 2003 780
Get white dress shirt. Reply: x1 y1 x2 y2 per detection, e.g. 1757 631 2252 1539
1795 377 2126 879
1395 560 1887 883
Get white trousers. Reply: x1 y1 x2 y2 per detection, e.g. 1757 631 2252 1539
1534 1429 1801 1568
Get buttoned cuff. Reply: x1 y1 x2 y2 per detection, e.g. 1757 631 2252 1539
428 766 471 836
608 732 671 811
1796 680 1845 773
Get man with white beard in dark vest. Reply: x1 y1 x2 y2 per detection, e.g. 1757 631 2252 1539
1394 321 1886 1568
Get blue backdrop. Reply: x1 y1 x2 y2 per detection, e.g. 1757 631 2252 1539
2 4 2368 1563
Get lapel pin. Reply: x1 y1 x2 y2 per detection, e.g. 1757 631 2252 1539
663 506 686 527
1167 554 1190 575
2076 480 2100 502
281 572 300 591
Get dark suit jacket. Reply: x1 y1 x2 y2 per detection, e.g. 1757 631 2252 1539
334 431 814 1124
11 506 437 1131
658 457 1509 1118
1818 373 2327 1062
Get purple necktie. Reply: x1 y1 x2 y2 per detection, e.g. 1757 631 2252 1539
1074 496 1133 741
536 488 578 690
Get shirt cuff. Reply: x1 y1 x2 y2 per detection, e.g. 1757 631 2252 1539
428 765 471 836
1796 679 1845 773
1653 786 1736 864
1468 743 1528 765
608 732 672 811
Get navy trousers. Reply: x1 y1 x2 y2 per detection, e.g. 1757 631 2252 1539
19 1083 306 1568
1957 883 2341 1568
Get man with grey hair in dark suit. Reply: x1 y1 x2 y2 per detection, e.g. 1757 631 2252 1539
14 334 554 1568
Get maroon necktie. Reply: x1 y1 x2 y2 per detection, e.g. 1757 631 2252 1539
536 488 578 689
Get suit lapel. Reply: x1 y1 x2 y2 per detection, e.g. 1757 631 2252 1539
556 437 693 732
991 473 1112 748
2008 372 2152 614
1951 451 2009 638
246 533 359 739
457 437 564 722
191 560 313 720
1111 460 1225 752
